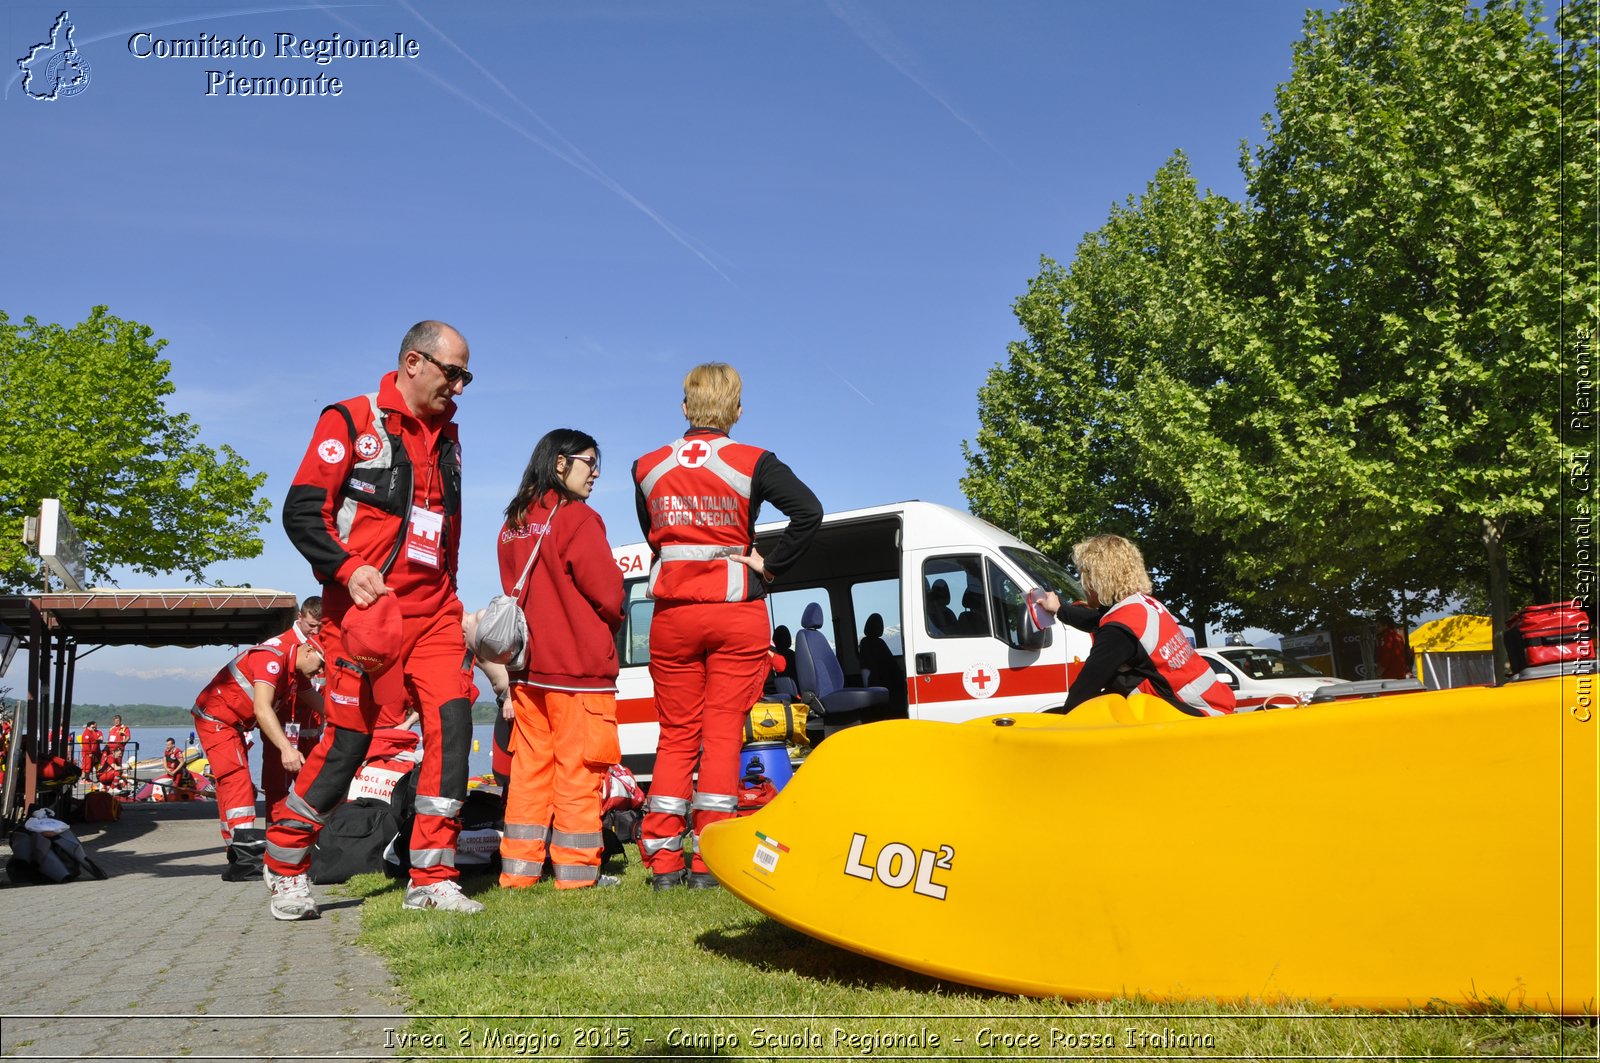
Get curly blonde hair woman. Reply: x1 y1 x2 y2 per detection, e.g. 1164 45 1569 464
1037 534 1234 717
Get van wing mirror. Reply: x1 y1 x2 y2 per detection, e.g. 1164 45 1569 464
1213 667 1237 686
1017 596 1052 651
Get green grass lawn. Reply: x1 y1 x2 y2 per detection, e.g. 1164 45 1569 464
349 867 1596 1060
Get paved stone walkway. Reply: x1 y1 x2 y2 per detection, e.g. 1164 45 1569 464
0 801 405 1061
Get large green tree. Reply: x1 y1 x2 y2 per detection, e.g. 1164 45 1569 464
0 307 270 590
968 0 1589 654
1144 0 1583 664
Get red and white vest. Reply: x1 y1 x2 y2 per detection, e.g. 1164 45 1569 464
1100 594 1235 716
634 434 764 604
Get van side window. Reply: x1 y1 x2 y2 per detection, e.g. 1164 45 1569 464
849 579 902 655
768 589 834 653
986 559 1030 650
922 556 988 639
617 579 653 667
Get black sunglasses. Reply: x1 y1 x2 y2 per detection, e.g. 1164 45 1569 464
413 349 474 387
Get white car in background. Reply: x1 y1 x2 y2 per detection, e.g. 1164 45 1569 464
1199 645 1353 710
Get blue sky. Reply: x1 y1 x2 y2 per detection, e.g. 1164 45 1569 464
3 1 1312 704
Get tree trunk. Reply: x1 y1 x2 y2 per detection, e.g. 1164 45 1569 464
1482 515 1511 677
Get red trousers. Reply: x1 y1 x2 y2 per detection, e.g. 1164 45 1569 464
499 687 619 889
265 589 472 884
195 718 255 845
638 600 770 875
196 718 301 845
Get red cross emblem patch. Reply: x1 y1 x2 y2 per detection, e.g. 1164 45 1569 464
317 438 346 464
676 439 712 469
354 433 382 461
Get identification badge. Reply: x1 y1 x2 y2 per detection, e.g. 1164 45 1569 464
284 721 301 742
406 506 444 568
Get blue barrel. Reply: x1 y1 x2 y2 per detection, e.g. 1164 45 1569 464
741 741 794 791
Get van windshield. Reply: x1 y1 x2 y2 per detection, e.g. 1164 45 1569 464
1001 547 1085 601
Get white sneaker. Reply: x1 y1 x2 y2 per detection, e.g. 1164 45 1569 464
403 880 484 914
267 872 320 921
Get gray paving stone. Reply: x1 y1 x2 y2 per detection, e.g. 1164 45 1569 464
1 802 404 1060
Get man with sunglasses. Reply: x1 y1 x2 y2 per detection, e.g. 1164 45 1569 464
269 320 481 920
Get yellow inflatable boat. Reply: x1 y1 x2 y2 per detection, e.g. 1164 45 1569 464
699 676 1597 1013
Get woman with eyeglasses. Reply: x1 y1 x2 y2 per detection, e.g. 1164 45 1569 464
495 428 625 890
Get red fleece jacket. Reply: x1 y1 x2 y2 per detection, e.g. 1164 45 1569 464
497 491 623 691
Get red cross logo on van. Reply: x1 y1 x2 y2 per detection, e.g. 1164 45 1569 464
676 440 712 468
962 663 998 699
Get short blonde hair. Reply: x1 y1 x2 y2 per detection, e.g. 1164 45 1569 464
683 363 743 432
1072 534 1153 604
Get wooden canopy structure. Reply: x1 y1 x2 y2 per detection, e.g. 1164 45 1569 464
0 589 297 829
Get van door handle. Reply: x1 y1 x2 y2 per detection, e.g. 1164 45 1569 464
915 652 936 675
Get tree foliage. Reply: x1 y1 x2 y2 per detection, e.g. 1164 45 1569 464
966 0 1591 647
0 307 270 591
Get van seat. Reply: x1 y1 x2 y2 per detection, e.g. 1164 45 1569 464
794 602 890 734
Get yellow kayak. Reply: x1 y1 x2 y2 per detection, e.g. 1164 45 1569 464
699 677 1597 1013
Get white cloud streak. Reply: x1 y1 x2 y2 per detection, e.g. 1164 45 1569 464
824 0 1011 164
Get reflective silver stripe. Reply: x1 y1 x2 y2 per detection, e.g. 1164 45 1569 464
699 437 754 500
657 544 741 561
410 848 456 869
551 829 604 850
501 857 543 878
646 794 690 816
1118 596 1163 654
224 805 256 824
692 791 739 813
334 393 389 542
642 835 683 855
1176 672 1224 714
725 558 743 602
266 840 310 863
227 645 284 703
415 794 463 818
552 863 599 882
503 822 550 842
285 790 326 826
635 443 681 498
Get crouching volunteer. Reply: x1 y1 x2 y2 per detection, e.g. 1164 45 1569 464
632 363 821 890
191 633 325 880
1036 534 1235 716
487 428 623 891
267 320 479 922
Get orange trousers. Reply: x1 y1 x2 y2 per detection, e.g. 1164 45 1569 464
498 686 619 889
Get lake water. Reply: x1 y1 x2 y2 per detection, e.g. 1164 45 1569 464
110 725 498 783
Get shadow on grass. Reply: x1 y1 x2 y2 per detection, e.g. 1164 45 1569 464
696 915 999 997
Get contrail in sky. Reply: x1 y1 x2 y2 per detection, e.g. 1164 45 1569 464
829 366 875 406
824 0 1011 164
388 0 734 284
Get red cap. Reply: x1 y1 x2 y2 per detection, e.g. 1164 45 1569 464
341 595 406 710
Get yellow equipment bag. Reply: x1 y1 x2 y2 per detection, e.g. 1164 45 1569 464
743 700 809 746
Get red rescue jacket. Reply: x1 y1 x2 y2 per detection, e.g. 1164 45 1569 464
282 372 462 619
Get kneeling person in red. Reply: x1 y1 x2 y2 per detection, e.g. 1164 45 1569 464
192 635 325 880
